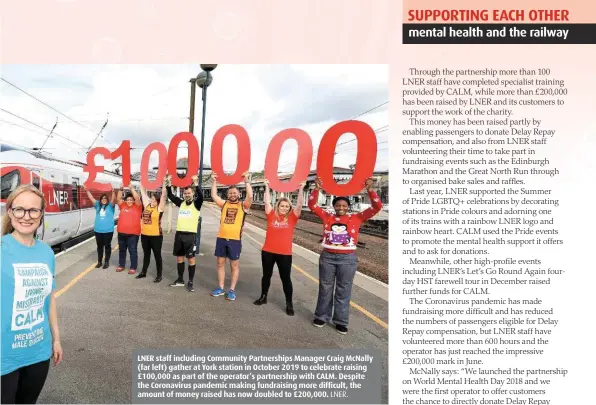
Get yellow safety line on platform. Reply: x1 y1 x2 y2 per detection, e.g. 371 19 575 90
55 245 119 298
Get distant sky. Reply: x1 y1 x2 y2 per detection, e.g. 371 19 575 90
0 64 388 173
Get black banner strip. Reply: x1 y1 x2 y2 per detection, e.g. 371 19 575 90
402 24 596 44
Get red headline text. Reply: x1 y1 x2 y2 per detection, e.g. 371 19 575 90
407 9 570 22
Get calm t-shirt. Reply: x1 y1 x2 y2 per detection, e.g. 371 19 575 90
1 234 55 376
94 201 115 233
262 211 298 256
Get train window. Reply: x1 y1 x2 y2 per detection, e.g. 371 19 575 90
71 181 79 210
1 170 20 199
32 175 40 190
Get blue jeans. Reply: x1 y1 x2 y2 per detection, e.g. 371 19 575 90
118 233 139 269
314 251 358 327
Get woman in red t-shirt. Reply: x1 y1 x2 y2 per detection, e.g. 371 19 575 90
308 176 383 335
254 180 306 316
115 184 143 274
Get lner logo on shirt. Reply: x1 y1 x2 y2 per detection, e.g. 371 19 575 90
179 208 192 217
11 263 52 331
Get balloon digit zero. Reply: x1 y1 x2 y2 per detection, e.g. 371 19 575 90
210 124 251 185
83 147 112 191
167 132 199 187
265 128 313 192
316 120 377 196
140 142 168 189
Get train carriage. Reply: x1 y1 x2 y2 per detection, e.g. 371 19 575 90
1 144 150 249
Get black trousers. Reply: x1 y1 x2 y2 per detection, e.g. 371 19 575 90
141 234 163 276
1 359 50 404
261 250 293 303
95 232 113 263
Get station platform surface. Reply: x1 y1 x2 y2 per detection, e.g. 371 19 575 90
39 203 389 404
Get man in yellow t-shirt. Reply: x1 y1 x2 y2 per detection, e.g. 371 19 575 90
166 174 203 292
209 171 252 301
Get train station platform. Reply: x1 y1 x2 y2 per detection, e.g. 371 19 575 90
40 203 389 404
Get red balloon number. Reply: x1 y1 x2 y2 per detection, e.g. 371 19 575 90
265 129 313 192
140 142 168 189
317 120 377 196
167 132 199 187
111 141 131 186
210 124 251 185
83 147 113 192
84 120 378 194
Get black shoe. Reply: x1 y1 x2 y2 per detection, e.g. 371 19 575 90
286 302 294 316
187 282 195 292
336 325 348 335
154 276 162 283
135 273 146 279
95 262 102 268
169 280 185 287
102 262 109 269
313 319 325 328
253 294 267 305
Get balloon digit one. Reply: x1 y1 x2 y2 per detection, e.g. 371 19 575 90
111 141 132 186
316 120 377 196
83 147 112 192
265 128 313 192
167 132 199 187
140 142 168 189
210 124 251 185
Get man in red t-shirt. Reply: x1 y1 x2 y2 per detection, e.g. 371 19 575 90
116 184 143 274
253 180 306 316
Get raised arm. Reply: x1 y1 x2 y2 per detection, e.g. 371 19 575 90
130 186 142 206
263 180 272 215
357 178 384 222
307 177 329 220
139 184 150 207
191 175 203 210
194 187 203 210
294 181 306 218
84 186 96 205
166 185 182 207
110 188 117 206
158 177 167 212
117 187 124 205
242 171 253 210
211 173 225 208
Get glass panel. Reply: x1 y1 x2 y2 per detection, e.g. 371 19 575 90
1 170 20 199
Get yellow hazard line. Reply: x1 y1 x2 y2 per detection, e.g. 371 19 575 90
55 245 119 298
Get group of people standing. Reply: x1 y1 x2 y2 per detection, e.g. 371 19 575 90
1 171 382 403
84 178 167 281
86 172 251 297
255 176 383 334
